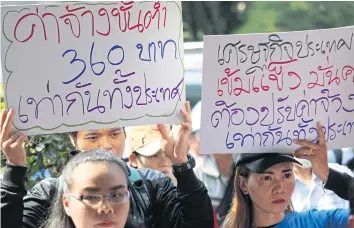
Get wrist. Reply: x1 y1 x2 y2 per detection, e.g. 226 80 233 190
319 168 330 183
3 163 28 186
7 159 26 167
171 156 188 165
172 154 196 173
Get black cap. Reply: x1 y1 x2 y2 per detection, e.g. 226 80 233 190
235 153 302 173
349 180 354 215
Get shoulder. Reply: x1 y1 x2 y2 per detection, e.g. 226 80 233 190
129 167 175 199
286 209 350 225
27 177 59 199
129 167 172 184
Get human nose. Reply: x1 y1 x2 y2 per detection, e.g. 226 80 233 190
99 136 113 150
272 179 285 194
97 197 114 215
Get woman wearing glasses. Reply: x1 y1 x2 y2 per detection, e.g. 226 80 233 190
43 149 130 228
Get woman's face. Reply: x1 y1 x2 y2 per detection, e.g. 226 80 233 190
63 162 129 228
240 162 295 215
132 150 173 177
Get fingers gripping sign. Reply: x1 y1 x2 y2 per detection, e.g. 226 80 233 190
293 122 330 182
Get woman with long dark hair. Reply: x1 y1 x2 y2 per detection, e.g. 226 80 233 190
223 123 352 228
42 149 130 228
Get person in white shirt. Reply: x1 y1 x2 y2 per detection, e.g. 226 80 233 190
292 158 354 211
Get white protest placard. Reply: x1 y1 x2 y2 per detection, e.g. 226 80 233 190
1 1 185 135
200 26 354 154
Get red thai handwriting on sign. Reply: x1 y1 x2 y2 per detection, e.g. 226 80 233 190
217 58 302 97
13 1 167 44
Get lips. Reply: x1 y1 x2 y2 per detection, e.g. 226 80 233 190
272 199 286 204
96 221 115 227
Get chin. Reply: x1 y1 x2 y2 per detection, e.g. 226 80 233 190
271 204 290 214
271 208 288 214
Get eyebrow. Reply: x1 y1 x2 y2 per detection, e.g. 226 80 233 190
259 169 293 174
109 128 122 133
83 132 100 137
82 185 126 192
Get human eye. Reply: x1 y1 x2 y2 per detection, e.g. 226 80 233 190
110 132 121 138
284 173 293 179
85 135 99 142
111 193 122 199
82 195 101 204
262 175 272 181
110 192 128 203
151 153 160 158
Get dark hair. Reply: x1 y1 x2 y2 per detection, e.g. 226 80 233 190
42 149 129 228
223 165 293 228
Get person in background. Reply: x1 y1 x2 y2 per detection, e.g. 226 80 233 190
127 124 177 185
292 158 354 211
1 102 215 228
191 101 235 226
223 122 352 228
189 101 203 159
348 158 354 172
328 147 354 167
43 149 130 228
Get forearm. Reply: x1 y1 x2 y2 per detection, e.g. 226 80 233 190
1 164 51 228
1 164 28 227
324 168 354 200
174 170 214 228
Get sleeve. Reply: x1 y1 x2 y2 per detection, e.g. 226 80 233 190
153 169 214 228
324 168 354 200
1 164 56 228
305 209 350 228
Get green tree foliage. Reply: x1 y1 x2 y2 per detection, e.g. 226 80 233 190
23 134 74 189
0 84 4 111
183 1 248 41
235 1 354 34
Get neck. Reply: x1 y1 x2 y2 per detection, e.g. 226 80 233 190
253 206 285 227
294 166 313 187
215 156 233 177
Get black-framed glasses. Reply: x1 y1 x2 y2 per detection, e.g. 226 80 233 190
66 190 129 206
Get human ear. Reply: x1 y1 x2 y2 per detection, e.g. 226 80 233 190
129 154 138 168
63 195 71 217
238 176 249 195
